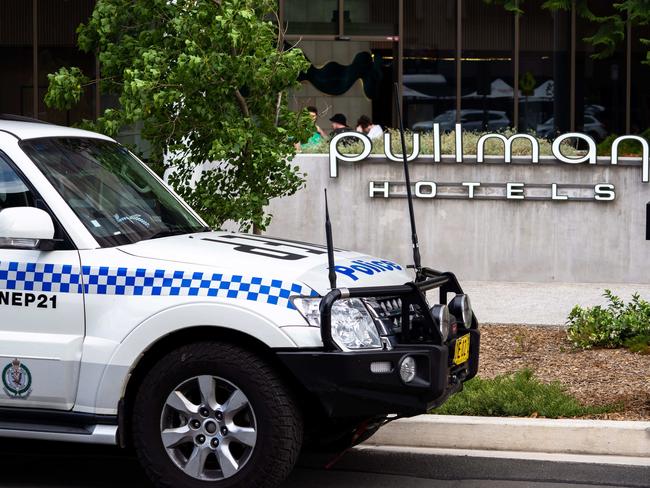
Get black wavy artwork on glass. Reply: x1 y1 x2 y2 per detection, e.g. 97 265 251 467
298 51 384 99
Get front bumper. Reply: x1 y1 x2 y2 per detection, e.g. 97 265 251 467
277 328 479 418
281 267 480 418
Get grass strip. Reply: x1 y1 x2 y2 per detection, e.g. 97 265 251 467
432 369 619 418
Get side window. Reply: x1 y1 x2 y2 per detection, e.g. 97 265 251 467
0 153 35 210
0 152 73 250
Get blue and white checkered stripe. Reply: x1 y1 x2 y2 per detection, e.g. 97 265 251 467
0 261 318 309
0 262 81 293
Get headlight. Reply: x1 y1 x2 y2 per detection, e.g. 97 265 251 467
430 304 451 342
292 297 321 325
293 297 382 351
449 294 472 325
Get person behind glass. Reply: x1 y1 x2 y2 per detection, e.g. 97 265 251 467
356 115 383 140
299 106 327 150
329 113 356 146
329 113 351 137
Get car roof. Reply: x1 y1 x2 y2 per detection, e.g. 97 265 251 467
0 119 114 142
461 109 507 116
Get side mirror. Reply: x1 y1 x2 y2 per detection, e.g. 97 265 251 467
0 207 55 250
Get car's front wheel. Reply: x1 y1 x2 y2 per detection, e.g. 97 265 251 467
132 341 303 488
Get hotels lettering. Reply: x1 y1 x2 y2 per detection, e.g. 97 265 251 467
329 125 649 202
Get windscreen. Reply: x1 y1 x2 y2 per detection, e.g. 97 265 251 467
21 137 207 247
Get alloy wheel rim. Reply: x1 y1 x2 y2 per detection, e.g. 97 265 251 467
160 375 257 481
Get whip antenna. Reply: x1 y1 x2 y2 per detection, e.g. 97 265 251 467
393 82 422 280
324 189 337 289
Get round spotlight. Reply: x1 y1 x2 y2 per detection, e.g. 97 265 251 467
399 356 417 383
449 294 473 325
430 304 451 342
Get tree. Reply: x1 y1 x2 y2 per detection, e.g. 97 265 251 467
485 1 650 61
45 0 312 231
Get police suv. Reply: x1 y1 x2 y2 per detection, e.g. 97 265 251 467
0 117 479 488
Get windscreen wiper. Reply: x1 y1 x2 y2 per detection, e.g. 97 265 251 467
145 229 193 240
145 226 212 241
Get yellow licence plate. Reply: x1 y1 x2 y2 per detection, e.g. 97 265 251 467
453 334 471 365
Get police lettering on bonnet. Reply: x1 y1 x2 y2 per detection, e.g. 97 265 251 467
0 104 479 488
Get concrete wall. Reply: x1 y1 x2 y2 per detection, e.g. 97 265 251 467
265 154 650 284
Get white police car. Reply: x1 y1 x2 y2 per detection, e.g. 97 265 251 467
0 116 479 488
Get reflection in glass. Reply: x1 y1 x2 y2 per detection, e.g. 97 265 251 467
290 40 396 137
403 0 456 130
461 1 514 132
0 1 34 117
519 3 570 136
631 23 650 135
0 0 96 124
21 138 206 248
38 47 95 125
344 0 398 37
575 1 625 140
284 0 338 36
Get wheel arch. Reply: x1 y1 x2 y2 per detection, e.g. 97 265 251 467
85 301 303 438
116 325 296 448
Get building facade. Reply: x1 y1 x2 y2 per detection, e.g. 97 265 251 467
2 0 649 141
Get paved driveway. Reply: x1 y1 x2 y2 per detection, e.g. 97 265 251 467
0 440 647 488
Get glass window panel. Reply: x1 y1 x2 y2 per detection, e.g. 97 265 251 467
575 1 625 139
37 0 96 124
0 154 35 210
343 0 398 37
519 3 571 135
461 0 514 132
631 23 650 135
290 40 396 137
37 47 96 125
0 47 34 117
403 0 456 130
0 1 33 117
284 0 338 36
0 0 96 123
21 138 205 248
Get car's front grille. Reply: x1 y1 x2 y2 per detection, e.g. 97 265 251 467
366 298 402 334
366 297 403 333
366 296 441 344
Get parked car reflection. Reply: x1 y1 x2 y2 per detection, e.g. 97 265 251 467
536 114 607 141
412 109 510 132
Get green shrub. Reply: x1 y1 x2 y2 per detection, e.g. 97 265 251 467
300 129 579 157
597 129 650 157
624 334 650 355
566 290 650 351
432 369 615 418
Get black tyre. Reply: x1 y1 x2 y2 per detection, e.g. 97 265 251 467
132 341 303 488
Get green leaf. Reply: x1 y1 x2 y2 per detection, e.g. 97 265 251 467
45 0 312 231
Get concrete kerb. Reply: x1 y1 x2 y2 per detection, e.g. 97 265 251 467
364 415 650 458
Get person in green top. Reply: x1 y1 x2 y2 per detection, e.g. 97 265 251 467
299 106 327 150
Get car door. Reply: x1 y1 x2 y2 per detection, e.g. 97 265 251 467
0 147 84 410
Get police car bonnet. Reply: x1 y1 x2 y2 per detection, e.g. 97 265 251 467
118 231 411 295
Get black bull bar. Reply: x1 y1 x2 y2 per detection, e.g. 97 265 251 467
318 267 477 351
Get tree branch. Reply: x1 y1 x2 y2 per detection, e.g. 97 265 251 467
274 92 282 126
231 43 250 118
234 89 250 118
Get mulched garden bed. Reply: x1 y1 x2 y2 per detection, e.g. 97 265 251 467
478 324 650 420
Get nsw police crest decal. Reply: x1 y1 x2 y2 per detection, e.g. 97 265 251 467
2 358 32 398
